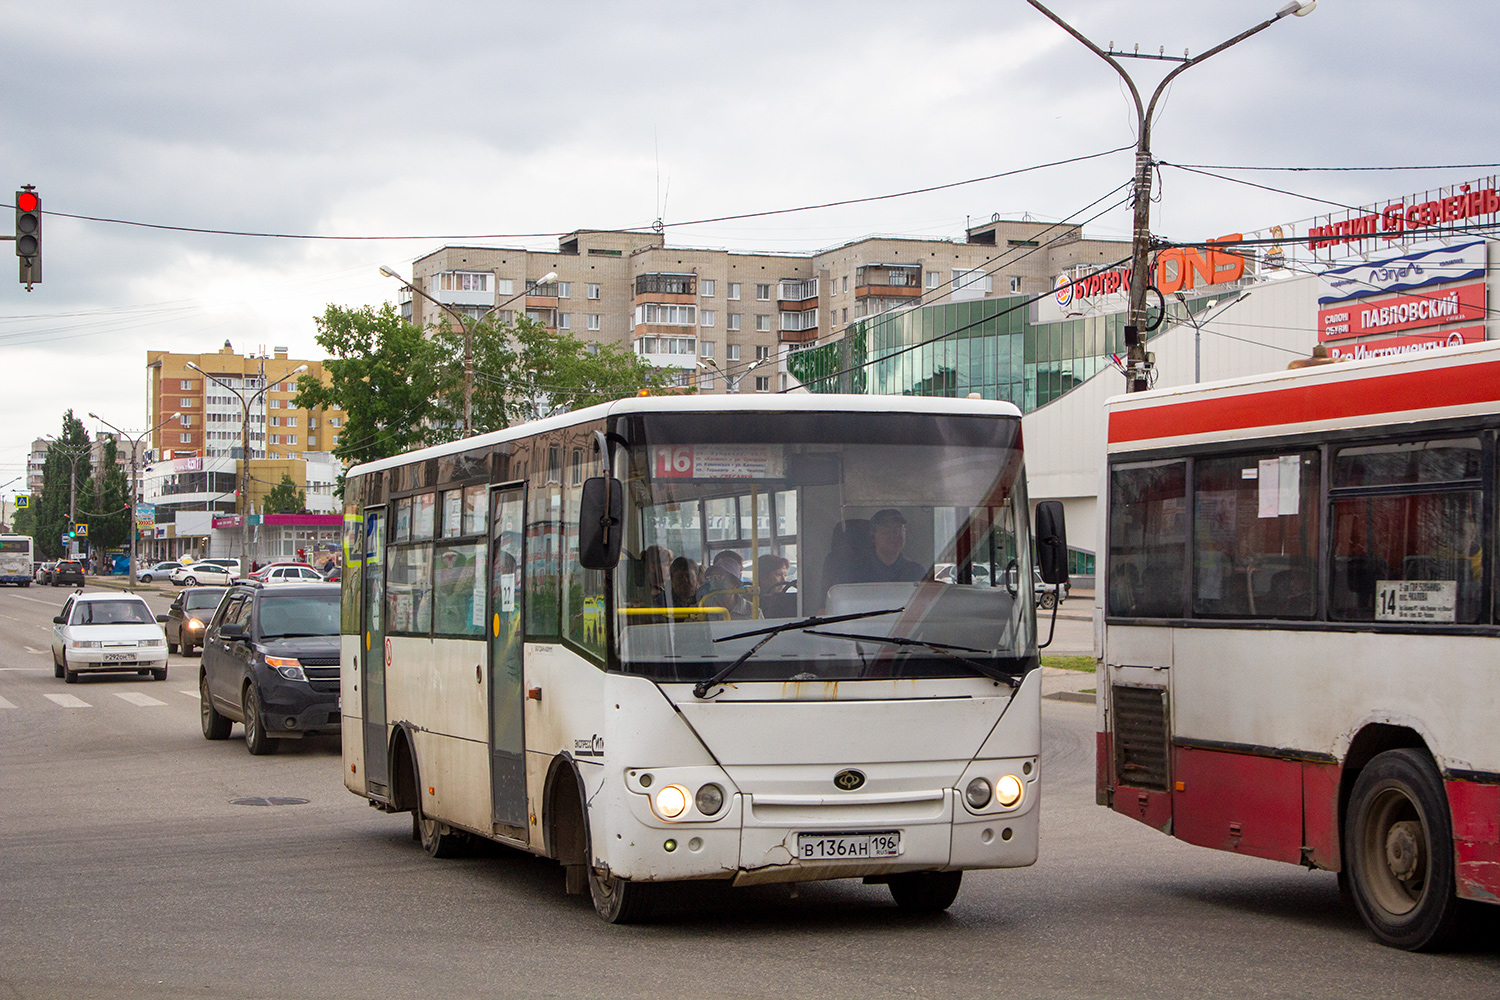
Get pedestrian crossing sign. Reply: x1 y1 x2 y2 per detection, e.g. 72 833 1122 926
14 495 27 508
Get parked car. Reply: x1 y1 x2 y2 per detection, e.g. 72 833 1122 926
262 565 325 585
36 561 57 585
247 561 315 582
161 586 228 657
199 582 341 754
51 560 86 587
200 558 242 575
138 561 182 583
1036 571 1071 610
51 591 169 682
171 563 236 586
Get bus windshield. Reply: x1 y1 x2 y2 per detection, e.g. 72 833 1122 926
613 410 1035 684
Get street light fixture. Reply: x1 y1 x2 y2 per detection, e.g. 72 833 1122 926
379 265 559 435
697 355 771 394
1027 0 1314 392
186 361 308 571
88 410 181 586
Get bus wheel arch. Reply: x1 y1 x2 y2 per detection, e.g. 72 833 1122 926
543 754 591 888
1339 723 1431 859
389 724 420 815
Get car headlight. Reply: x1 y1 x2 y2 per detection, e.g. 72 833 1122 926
187 618 205 630
995 774 1024 808
653 784 690 820
965 777 992 809
695 783 725 817
70 640 102 648
266 656 306 681
139 639 166 648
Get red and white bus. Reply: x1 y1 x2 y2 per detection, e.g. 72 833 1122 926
1096 340 1500 950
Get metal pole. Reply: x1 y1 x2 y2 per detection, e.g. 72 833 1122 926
1026 1 1311 393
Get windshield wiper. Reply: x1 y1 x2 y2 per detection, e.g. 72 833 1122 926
802 629 1020 690
692 607 905 699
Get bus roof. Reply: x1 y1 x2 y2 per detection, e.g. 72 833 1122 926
347 392 1023 479
1104 339 1500 454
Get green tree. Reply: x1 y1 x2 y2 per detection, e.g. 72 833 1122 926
34 411 92 559
428 315 678 433
77 436 131 551
262 473 308 515
292 303 450 466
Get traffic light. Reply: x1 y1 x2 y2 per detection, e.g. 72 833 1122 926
14 186 40 289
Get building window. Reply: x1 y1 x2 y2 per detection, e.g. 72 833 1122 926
728 345 741 361
951 268 994 297
179 415 194 427
701 310 715 327
286 434 298 445
755 376 770 392
269 398 281 409
308 436 318 448
557 281 571 299
495 278 515 296
178 397 194 408
700 372 715 390
756 283 771 301
755 345 770 361
180 433 191 444
728 282 741 300
1010 275 1023 292
286 416 297 427
700 341 715 359
329 417 341 427
634 303 697 326
587 282 600 300
180 379 194 390
755 314 771 332
269 434 280 445
559 313 571 330
842 276 849 293
701 279 715 297
439 271 489 292
269 416 281 427
926 271 941 289
727 313 742 331
587 314 601 331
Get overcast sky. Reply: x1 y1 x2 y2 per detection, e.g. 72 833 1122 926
3 0 1497 491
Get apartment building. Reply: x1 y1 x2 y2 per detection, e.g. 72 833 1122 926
400 220 1130 394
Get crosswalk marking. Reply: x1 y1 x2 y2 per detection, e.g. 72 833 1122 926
44 693 91 708
115 692 166 707
0 694 15 709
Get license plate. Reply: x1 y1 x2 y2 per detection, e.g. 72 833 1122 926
797 832 901 860
103 653 137 663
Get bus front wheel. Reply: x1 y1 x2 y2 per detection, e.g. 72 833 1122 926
588 867 656 924
1345 748 1461 950
888 870 963 912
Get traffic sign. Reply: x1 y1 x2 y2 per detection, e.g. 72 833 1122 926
14 495 27 508
74 523 88 538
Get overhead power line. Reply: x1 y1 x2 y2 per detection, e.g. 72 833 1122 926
10 146 1133 244
1170 160 1500 173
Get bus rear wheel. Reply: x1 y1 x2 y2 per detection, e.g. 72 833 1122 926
1345 749 1461 950
414 802 466 859
588 867 656 924
887 870 963 913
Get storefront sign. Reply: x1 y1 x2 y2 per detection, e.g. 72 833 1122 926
1318 240 1485 307
135 503 155 529
213 515 244 529
1318 281 1486 341
1325 326 1485 361
1307 177 1500 252
1040 235 1245 322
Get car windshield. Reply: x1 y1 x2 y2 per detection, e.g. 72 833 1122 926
72 600 155 626
611 411 1036 684
184 590 226 611
258 591 340 639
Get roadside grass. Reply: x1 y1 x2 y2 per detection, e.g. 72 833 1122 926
1041 654 1096 673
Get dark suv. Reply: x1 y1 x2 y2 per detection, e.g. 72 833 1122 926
199 582 341 755
51 560 85 587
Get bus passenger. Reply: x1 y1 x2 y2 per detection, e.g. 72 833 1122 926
848 509 924 583
669 556 702 609
700 550 753 618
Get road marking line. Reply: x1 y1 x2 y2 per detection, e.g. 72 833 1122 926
44 693 91 708
179 690 198 698
115 692 166 707
0 694 16 709
0 667 50 671
24 646 45 654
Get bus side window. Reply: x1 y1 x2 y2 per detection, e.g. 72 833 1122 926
1108 462 1186 618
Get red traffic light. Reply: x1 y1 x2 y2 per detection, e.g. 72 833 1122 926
16 192 38 213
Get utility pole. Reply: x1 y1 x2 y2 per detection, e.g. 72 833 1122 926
89 411 180 586
380 266 558 435
1027 1 1315 392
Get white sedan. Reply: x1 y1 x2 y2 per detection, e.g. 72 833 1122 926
51 592 170 682
171 563 237 586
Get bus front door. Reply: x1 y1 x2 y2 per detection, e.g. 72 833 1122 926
362 508 389 797
489 485 527 835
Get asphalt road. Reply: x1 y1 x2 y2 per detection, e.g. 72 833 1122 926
1 584 1495 999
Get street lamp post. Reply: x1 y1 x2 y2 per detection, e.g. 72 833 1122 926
187 361 307 572
697 356 770 394
42 436 89 558
1027 0 1315 392
88 411 182 587
380 265 558 435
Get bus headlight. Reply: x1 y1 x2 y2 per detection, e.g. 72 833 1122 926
995 774 1024 808
965 777 992 809
654 784 690 820
695 783 725 817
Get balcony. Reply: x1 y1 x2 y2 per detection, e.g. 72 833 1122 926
635 272 696 297
777 277 818 305
433 270 494 307
779 307 819 344
525 280 560 310
854 264 922 300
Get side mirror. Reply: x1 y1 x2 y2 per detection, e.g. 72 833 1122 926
578 476 624 570
219 622 247 640
53 615 65 624
155 614 169 623
1035 500 1069 586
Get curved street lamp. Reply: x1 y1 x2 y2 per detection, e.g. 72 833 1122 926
88 410 182 586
